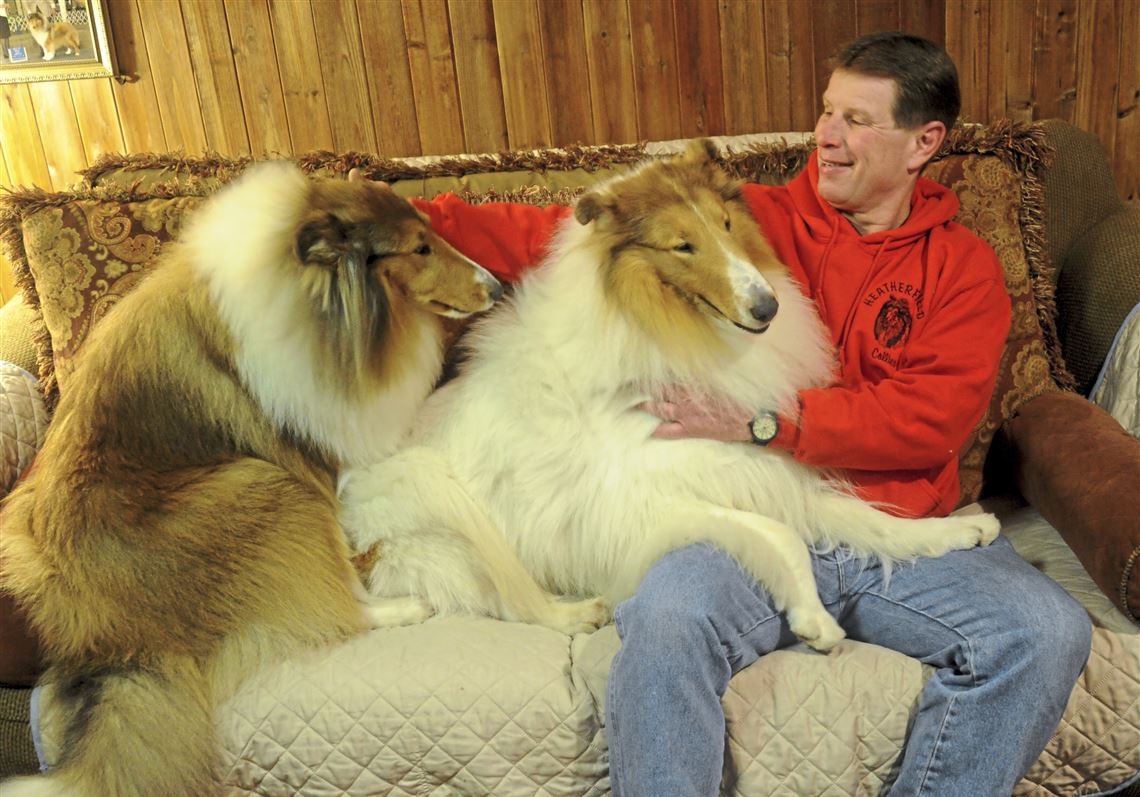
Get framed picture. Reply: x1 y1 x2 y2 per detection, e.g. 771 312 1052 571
0 0 116 84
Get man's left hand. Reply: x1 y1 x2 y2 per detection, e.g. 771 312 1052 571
640 389 753 442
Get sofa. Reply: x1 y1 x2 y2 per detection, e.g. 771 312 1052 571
0 119 1137 796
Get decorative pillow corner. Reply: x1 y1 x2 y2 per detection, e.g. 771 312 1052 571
0 361 49 498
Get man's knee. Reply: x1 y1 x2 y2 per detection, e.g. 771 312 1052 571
998 578 1092 679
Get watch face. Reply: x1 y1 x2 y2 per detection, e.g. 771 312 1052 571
751 413 778 443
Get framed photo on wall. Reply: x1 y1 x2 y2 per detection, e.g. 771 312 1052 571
0 0 116 84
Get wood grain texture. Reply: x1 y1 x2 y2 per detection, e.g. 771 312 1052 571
673 0 725 138
69 79 126 164
719 0 769 134
180 0 250 156
355 0 421 157
491 0 551 148
449 0 509 152
26 81 86 189
135 0 207 154
580 0 638 145
811 0 856 104
538 0 596 146
1074 0 1119 157
226 0 292 157
404 0 465 154
628 0 681 141
268 0 335 155
763 0 817 131
104 0 168 153
310 0 375 153
0 84 52 188
1115 0 1139 203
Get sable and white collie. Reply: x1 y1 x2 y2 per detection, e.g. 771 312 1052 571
26 11 80 61
339 141 999 648
0 163 501 797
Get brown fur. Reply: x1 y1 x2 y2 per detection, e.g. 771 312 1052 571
0 169 498 796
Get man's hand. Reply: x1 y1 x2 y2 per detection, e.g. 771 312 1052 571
640 388 753 442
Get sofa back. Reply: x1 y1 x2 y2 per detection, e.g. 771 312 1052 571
0 122 1075 508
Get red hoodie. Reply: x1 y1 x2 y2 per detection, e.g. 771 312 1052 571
412 152 1011 518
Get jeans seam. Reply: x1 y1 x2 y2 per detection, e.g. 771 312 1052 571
608 608 625 797
917 692 957 796
861 591 979 688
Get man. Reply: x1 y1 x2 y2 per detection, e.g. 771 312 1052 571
398 32 1093 796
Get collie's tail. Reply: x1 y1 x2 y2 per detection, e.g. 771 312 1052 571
1 655 220 797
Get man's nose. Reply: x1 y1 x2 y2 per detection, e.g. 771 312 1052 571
815 115 840 146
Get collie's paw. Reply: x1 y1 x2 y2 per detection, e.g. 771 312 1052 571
786 607 845 652
361 595 436 629
543 596 610 635
933 512 1002 554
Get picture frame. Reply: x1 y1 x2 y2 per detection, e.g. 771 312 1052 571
0 0 116 85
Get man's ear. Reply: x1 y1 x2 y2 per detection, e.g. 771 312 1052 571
910 121 947 171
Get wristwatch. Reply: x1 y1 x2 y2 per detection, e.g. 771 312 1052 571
749 410 779 446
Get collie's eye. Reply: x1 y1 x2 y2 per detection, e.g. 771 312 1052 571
673 242 694 253
724 218 732 231
366 253 382 266
415 244 432 256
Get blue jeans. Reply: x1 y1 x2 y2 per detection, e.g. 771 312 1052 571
605 536 1093 797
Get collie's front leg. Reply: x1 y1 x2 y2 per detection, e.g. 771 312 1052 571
812 491 1000 561
618 502 845 652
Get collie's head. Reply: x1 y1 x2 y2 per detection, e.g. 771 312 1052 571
190 163 501 392
574 140 785 361
27 12 45 32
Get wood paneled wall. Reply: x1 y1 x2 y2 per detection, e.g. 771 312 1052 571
1 0 1138 300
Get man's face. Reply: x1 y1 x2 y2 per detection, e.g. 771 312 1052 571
813 70 926 218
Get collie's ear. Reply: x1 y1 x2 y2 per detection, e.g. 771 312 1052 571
575 193 610 225
295 213 349 265
682 138 719 165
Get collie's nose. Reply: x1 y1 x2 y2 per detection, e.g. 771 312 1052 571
750 294 778 324
488 278 504 303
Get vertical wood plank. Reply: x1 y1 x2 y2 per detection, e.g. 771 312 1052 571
945 0 989 122
105 0 168 152
180 0 251 156
447 0 508 152
627 0 681 141
69 79 126 163
355 0 421 156
0 84 53 188
135 0 208 154
900 0 944 42
673 0 726 137
309 0 375 153
1074 0 1119 157
719 0 769 134
995 0 1036 122
225 0 292 157
1033 0 1079 121
491 0 551 149
764 0 816 131
812 0 857 103
538 0 596 146
582 0 639 143
1116 0 1139 202
404 0 466 155
855 0 900 35
268 0 335 155
26 81 88 188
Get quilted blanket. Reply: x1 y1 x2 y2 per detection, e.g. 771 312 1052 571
32 505 1140 796
1091 302 1140 436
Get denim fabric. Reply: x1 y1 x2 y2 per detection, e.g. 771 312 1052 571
606 536 1093 797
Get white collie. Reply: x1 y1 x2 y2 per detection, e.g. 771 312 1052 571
340 141 999 649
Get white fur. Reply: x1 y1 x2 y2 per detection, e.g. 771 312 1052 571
189 163 441 467
340 165 1000 647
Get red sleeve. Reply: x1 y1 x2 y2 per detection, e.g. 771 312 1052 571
779 244 1012 471
411 194 572 283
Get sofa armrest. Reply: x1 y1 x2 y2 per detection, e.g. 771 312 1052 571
1003 390 1140 623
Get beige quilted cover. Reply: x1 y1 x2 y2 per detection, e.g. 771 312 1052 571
0 361 48 497
30 503 1140 796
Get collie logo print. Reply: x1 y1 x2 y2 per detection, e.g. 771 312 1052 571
874 295 913 348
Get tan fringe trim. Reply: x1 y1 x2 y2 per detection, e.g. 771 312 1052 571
1121 545 1140 624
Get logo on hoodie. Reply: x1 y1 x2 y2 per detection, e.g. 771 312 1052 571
873 295 913 349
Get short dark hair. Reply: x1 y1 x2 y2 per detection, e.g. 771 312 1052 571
833 31 960 131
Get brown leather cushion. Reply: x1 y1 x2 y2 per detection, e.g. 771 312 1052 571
1004 390 1140 623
